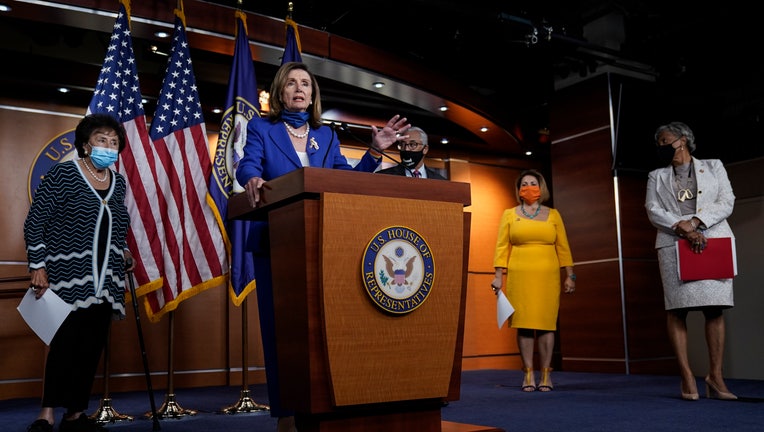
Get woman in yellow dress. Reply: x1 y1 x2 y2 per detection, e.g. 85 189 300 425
492 169 576 392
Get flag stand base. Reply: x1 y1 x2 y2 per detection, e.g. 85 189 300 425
90 398 134 424
145 393 197 419
222 389 270 414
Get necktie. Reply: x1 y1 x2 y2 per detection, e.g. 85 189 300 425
413 170 421 178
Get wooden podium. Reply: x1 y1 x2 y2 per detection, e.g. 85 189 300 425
230 168 501 432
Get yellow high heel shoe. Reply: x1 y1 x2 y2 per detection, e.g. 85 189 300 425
538 367 554 392
705 376 737 400
521 367 536 392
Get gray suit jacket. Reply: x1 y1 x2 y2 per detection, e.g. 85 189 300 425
645 157 735 249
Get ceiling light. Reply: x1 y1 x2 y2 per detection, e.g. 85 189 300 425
212 108 222 114
440 138 449 144
154 31 170 38
0 4 11 12
372 81 385 89
150 45 169 56
525 150 533 156
57 87 70 93
479 126 489 133
439 105 448 112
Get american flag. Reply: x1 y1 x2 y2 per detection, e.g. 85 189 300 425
144 6 227 320
209 11 260 305
87 0 165 300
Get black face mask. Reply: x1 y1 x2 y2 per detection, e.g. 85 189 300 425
399 150 425 169
656 145 677 166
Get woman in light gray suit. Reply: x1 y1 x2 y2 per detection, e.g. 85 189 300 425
645 121 737 401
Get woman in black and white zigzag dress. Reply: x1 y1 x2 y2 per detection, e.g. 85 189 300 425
24 113 134 432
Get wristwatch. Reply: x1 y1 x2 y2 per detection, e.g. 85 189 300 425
569 274 576 281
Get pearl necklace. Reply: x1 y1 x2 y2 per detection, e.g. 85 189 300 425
521 203 541 219
82 159 108 182
284 122 309 139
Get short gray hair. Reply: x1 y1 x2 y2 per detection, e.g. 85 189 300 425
654 121 696 153
408 126 428 147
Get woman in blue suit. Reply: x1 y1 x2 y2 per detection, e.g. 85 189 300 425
237 61 409 204
235 61 409 432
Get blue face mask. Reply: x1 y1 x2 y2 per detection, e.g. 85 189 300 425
282 110 310 127
90 147 119 169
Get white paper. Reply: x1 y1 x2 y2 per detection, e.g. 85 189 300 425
497 290 514 329
17 288 72 345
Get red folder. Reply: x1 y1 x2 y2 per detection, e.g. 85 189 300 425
676 237 737 281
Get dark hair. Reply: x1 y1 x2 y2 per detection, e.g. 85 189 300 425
267 62 323 129
515 169 551 204
74 113 126 157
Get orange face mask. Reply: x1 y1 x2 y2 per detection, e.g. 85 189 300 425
519 185 541 204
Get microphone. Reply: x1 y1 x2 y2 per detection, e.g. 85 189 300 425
336 122 411 172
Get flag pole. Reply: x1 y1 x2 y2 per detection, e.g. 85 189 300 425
218 0 268 414
90 323 134 424
223 298 269 413
147 311 198 419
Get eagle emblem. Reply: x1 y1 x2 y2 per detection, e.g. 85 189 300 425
383 247 416 293
361 226 435 314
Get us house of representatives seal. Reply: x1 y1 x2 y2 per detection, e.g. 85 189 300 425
361 226 435 314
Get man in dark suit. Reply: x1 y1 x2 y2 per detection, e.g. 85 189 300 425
376 126 446 179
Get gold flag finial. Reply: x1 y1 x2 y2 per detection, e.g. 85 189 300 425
287 2 295 19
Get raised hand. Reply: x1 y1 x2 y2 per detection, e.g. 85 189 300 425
370 114 410 151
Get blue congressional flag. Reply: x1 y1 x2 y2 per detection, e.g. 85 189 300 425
209 10 260 305
144 4 227 320
87 0 164 299
282 16 302 64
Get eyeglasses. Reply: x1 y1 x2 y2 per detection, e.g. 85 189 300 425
396 141 425 151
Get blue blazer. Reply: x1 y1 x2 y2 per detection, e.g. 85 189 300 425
235 117 381 184
235 117 382 252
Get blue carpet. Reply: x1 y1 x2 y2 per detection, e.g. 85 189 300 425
2 370 763 431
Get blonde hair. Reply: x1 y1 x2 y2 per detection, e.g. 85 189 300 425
515 169 551 204
267 62 323 129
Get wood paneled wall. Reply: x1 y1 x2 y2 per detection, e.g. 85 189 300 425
550 74 675 374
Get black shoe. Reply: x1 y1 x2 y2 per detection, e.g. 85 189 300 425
26 419 53 432
58 413 107 432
